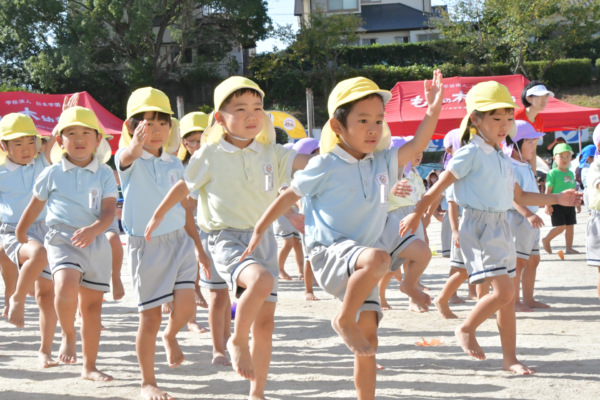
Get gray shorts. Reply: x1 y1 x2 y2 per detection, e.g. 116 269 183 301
127 228 197 312
449 215 465 269
45 224 112 292
208 227 278 303
441 211 452 258
273 215 300 239
1 221 52 281
106 217 120 234
390 206 425 241
506 210 540 260
373 209 418 273
458 209 517 285
586 210 600 267
199 230 227 290
308 239 382 323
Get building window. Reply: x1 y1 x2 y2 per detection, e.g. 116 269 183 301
180 48 193 64
416 33 440 42
395 36 410 43
328 0 358 11
362 38 378 45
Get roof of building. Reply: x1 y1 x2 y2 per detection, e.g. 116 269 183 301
360 3 438 32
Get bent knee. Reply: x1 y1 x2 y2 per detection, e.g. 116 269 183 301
242 268 274 298
361 249 391 275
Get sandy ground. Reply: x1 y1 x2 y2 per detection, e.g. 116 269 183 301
1 209 600 400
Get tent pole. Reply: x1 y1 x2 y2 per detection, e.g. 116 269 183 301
578 127 582 156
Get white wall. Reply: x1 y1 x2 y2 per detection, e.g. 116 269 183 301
359 28 439 45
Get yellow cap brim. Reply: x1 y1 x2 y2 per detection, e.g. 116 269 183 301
128 105 174 119
332 89 392 115
181 127 205 137
58 121 99 134
459 113 517 139
1 131 40 141
215 85 265 111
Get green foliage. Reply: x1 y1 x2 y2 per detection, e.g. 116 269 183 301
525 59 592 88
198 104 214 114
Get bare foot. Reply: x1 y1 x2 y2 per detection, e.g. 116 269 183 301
140 384 173 400
278 271 292 281
503 360 536 375
376 363 384 370
162 334 185 368
2 305 8 318
187 321 208 333
82 367 113 381
468 292 478 301
455 325 485 360
524 299 550 309
8 296 25 328
112 278 125 301
227 336 256 380
59 332 77 364
39 352 59 368
449 294 466 304
162 302 173 314
541 237 552 254
195 287 208 308
331 314 376 356
381 299 393 311
514 302 534 312
212 351 232 366
298 274 304 281
304 292 319 301
565 248 580 254
400 281 431 312
434 297 458 319
417 281 430 291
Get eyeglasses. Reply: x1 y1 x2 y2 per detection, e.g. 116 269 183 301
183 140 200 148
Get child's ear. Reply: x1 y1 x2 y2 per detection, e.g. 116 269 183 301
125 118 136 134
56 135 64 149
330 118 345 136
214 111 225 126
469 113 481 126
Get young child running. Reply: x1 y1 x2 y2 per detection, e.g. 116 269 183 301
241 74 444 400
274 184 304 281
586 125 600 300
145 77 313 400
17 106 117 380
117 88 210 400
503 121 549 311
400 81 581 374
0 114 58 368
542 143 580 254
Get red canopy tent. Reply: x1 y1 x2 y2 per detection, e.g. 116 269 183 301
385 75 600 140
0 91 123 154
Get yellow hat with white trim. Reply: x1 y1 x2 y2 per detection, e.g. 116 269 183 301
56 106 100 133
0 113 40 141
177 112 209 161
320 77 392 154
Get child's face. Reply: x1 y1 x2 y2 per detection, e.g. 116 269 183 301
554 151 572 169
334 96 384 155
138 112 170 151
3 136 37 164
411 151 423 167
182 131 202 156
527 94 549 111
57 126 101 161
216 92 264 141
515 138 538 161
471 108 514 145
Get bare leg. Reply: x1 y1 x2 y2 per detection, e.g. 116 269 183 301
542 226 565 254
138 307 173 400
187 306 208 333
249 301 276 400
163 289 195 368
291 237 304 278
522 255 549 308
354 311 378 400
477 284 490 299
448 269 465 304
397 240 432 313
0 249 18 318
468 283 478 300
377 272 394 311
513 258 533 312
277 239 293 280
35 277 58 368
565 225 579 254
79 286 113 381
209 288 231 366
303 261 318 301
54 269 80 364
498 294 536 375
106 233 125 301
434 268 468 319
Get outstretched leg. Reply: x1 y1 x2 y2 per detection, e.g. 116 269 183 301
354 311 379 400
291 237 304 278
209 288 231 366
565 225 579 254
79 286 113 381
303 261 318 301
138 306 172 400
54 268 81 365
397 240 432 313
542 226 565 254
377 272 394 311
434 267 468 319
0 248 18 318
513 258 533 312
521 255 549 309
277 239 293 281
497 292 535 375
35 277 58 368
163 288 195 367
249 301 276 400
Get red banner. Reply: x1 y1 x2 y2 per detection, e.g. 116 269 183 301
0 91 123 154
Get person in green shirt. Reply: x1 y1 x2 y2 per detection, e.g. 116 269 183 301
542 143 581 254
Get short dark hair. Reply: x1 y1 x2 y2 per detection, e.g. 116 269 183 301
60 126 99 137
127 111 172 132
219 88 262 110
460 108 515 145
332 93 384 129
521 80 545 107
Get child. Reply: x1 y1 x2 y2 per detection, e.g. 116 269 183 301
274 185 304 281
541 143 580 254
503 121 548 311
116 88 210 399
0 114 58 368
241 74 444 400
17 106 117 380
400 81 581 374
586 125 600 300
145 77 313 399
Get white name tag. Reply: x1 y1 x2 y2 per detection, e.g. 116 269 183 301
375 173 389 205
89 188 101 212
263 163 274 192
168 173 178 188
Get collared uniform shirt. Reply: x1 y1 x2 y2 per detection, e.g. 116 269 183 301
447 135 515 213
586 159 600 211
388 167 425 211
510 158 539 213
116 149 186 237
34 154 118 228
0 155 50 223
291 145 399 248
184 138 296 231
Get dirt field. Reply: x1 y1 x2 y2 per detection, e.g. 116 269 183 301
1 210 600 399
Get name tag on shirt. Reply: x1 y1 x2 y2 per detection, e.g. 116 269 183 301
263 163 274 192
168 173 178 188
375 173 389 205
89 188 101 212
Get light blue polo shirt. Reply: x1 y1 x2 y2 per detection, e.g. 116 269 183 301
116 148 186 237
0 155 50 224
445 184 464 214
34 155 118 228
447 135 514 213
510 158 539 213
291 145 399 248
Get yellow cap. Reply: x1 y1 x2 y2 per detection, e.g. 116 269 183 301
459 81 518 138
267 111 306 139
320 77 392 154
177 112 209 161
126 87 173 119
0 113 40 141
56 106 100 134
204 77 274 145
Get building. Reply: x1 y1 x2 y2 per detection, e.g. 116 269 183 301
294 0 444 45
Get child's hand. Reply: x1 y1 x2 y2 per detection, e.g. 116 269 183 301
72 226 99 248
288 213 305 235
16 229 29 245
399 213 420 237
239 230 265 263
144 215 164 241
557 189 583 207
130 120 148 150
545 205 553 216
452 230 460 249
391 180 412 198
196 249 211 280
63 93 80 111
527 214 544 229
424 69 444 111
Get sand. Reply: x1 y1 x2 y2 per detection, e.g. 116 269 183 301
1 210 600 399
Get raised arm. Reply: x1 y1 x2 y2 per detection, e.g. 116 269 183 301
513 201 544 229
514 183 581 208
119 120 148 169
16 197 47 244
43 135 56 165
144 179 191 240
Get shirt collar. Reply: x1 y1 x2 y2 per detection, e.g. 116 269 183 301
4 156 35 172
218 137 262 154
510 157 529 167
140 149 173 162
61 154 99 173
471 134 499 156
331 144 374 164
